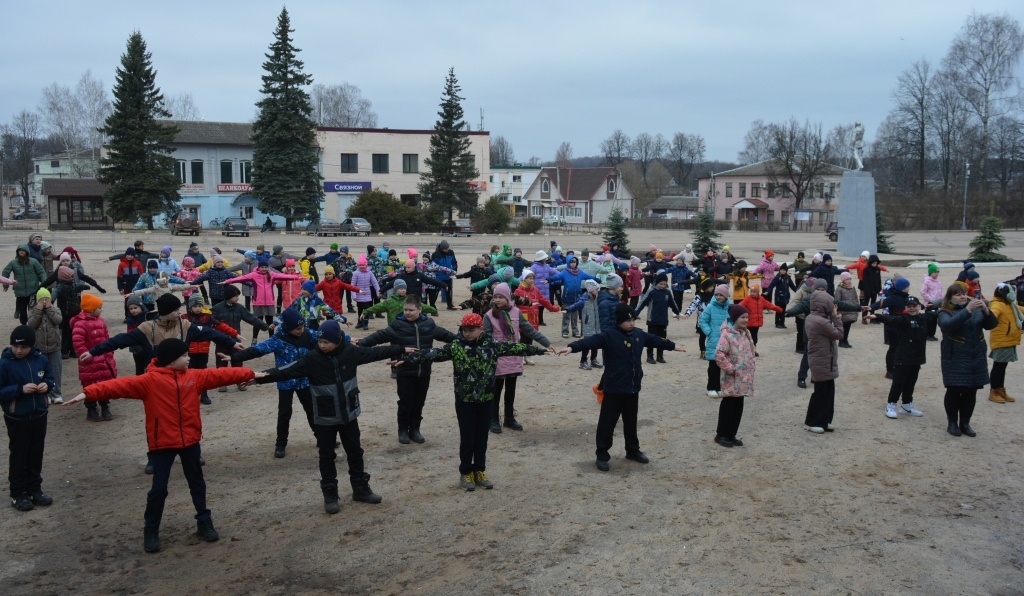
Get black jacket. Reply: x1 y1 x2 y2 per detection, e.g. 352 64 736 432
567 327 674 394
379 270 443 297
359 314 457 377
212 301 270 333
873 313 928 366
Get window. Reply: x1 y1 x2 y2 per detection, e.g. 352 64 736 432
51 160 60 168
568 207 583 218
828 183 836 198
372 154 389 174
766 183 775 197
240 206 254 219
191 160 204 184
340 153 358 173
767 210 775 223
751 184 761 198
512 175 522 183
607 179 616 193
724 208 732 221
782 210 790 225
56 199 105 224
531 205 543 216
725 183 733 198
402 154 418 174
488 175 493 183
541 179 550 193
512 195 523 203
34 165 40 174
782 184 791 198
220 160 233 184
176 160 187 184
739 183 746 198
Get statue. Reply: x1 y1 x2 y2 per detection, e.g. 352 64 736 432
852 121 865 171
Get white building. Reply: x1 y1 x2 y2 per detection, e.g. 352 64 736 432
520 167 635 224
489 165 541 219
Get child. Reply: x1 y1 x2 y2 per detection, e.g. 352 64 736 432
116 247 144 314
1 326 55 511
3 244 46 324
810 254 844 296
359 294 458 444
225 256 302 344
560 303 683 471
866 296 928 418
275 259 305 310
987 283 1022 404
726 260 762 304
401 313 550 490
553 257 598 338
859 255 888 321
27 288 63 404
634 273 681 364
921 263 944 341
564 279 603 369
737 282 782 350
65 338 260 553
714 305 756 447
666 256 695 307
684 279 715 358
626 257 644 310
71 294 116 422
231 308 319 458
514 270 560 333
316 265 360 315
766 263 796 329
183 294 241 405
156 246 180 276
257 320 405 513
189 255 239 307
211 285 270 390
177 257 202 303
284 281 342 330
699 284 732 397
834 272 859 348
134 260 186 312
129 271 192 304
124 295 156 375
361 279 437 324
752 250 781 290
351 256 381 329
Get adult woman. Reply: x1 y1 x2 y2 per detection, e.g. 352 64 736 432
804 291 844 433
937 282 997 437
987 283 1022 404
3 244 47 323
713 304 755 447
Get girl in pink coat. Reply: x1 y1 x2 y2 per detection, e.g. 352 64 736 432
351 255 381 329
713 304 756 448
224 256 301 341
71 293 116 422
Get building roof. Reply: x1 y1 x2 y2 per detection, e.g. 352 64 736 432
41 178 108 197
649 195 699 210
159 120 254 146
317 126 490 136
732 198 770 208
33 148 100 161
701 159 850 178
535 167 618 203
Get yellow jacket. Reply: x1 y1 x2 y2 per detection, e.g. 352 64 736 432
197 256 233 272
726 271 763 302
989 300 1022 349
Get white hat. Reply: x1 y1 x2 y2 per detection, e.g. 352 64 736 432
861 250 870 258
686 244 693 249
534 250 549 261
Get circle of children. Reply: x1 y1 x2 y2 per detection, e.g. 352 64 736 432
1 233 1022 552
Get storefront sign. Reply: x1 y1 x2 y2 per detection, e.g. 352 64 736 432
324 181 372 193
468 181 488 191
217 184 252 192
179 184 205 195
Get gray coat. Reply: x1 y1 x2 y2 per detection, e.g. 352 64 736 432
938 305 998 388
27 304 62 354
805 292 844 382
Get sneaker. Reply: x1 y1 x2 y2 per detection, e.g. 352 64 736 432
10 495 32 511
489 419 502 434
473 471 494 489
30 491 53 506
797 379 807 389
572 333 582 338
562 332 570 338
236 384 247 392
885 403 898 419
590 359 603 368
460 473 476 491
579 361 592 370
901 403 923 417
196 519 219 542
804 425 825 434
706 390 719 398
656 357 667 363
49 395 63 405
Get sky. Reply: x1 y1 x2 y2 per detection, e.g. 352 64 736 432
2 0 1022 163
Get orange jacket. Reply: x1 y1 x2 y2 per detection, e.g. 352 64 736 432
83 363 254 451
738 294 783 329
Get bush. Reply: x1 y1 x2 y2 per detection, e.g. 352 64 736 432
346 189 423 233
516 217 543 234
472 196 511 233
968 216 1010 262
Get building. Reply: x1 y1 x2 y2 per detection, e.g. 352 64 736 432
41 178 111 230
489 164 541 219
647 195 699 219
520 167 635 224
696 159 849 230
315 127 491 221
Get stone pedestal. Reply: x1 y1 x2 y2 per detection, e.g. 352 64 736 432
837 171 877 257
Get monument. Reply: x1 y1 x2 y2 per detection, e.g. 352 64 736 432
836 121 877 256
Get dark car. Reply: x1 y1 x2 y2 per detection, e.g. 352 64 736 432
306 217 343 237
12 208 44 220
440 219 475 237
221 216 250 237
339 217 372 236
170 211 202 236
825 222 839 242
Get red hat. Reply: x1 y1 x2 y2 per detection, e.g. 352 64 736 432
460 313 483 328
764 250 774 259
602 245 610 252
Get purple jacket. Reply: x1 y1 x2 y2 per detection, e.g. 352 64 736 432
350 268 380 302
529 261 561 300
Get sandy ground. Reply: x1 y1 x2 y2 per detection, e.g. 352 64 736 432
1 228 1023 594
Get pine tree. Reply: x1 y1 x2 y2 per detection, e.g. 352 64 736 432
419 68 480 219
876 211 895 254
602 207 630 255
251 8 323 231
97 32 180 230
968 216 1010 262
691 208 721 256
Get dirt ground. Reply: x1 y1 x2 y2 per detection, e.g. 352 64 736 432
1 228 1023 594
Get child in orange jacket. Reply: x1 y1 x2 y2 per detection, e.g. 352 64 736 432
737 282 782 349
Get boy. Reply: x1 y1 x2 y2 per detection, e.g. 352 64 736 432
559 303 684 471
65 338 261 553
27 288 63 404
358 295 458 444
1 326 55 511
212 285 271 391
256 320 405 513
634 273 682 364
183 294 241 405
400 313 550 490
360 279 438 324
766 262 796 329
866 296 928 419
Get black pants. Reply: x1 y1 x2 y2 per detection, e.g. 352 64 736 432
795 317 806 352
887 365 920 404
426 287 439 308
15 296 30 324
647 323 667 358
145 443 209 530
798 350 810 383
595 392 640 462
925 307 938 338
774 301 787 327
805 379 835 428
276 387 314 447
716 396 744 440
628 295 639 311
672 290 685 311
862 293 878 319
706 360 721 391
396 375 431 430
698 328 707 354
492 375 518 421
580 348 598 364
749 327 760 345
313 419 364 490
990 361 1008 389
189 353 210 402
550 284 563 307
5 414 46 498
455 399 491 474
355 301 373 324
132 350 148 375
841 321 853 342
253 316 274 341
244 296 252 310
345 289 356 310
943 387 977 425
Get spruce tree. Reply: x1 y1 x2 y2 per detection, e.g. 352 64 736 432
968 216 1010 262
419 68 480 219
251 8 323 231
691 208 721 256
97 31 180 230
876 211 895 254
602 207 630 255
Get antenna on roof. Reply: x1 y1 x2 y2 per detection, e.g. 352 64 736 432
479 108 484 132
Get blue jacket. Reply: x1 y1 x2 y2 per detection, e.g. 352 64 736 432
635 287 680 326
665 264 695 292
0 347 54 420
231 328 320 390
597 290 623 332
554 268 597 303
431 251 457 281
567 327 674 394
133 271 187 305
766 274 796 305
699 297 731 360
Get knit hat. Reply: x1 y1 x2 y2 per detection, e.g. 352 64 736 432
125 247 136 256
80 293 103 313
655 273 668 284
358 255 368 266
256 254 271 267
256 244 265 251
714 284 729 296
514 247 522 256
602 245 610 252
963 262 975 271
393 279 408 291
728 304 749 322
58 251 71 263
630 256 641 265
367 244 376 253
476 255 486 265
212 254 224 265
550 240 558 247
330 243 339 250
840 271 851 281
460 313 484 328
927 263 939 275
301 280 317 295
894 277 911 291
966 270 979 281
280 308 304 332
722 245 730 252
182 257 195 268
272 245 283 254
655 252 664 259
36 288 50 301
779 262 789 271
188 294 205 308
617 262 628 272
813 279 828 290
156 338 189 367
319 319 342 344
147 259 159 269
224 284 241 299
534 250 549 262
501 268 513 280
522 270 536 279
126 295 144 310
307 247 317 256
736 260 747 269
615 303 638 324
324 265 335 275
10 325 36 347
161 246 172 256
285 259 296 268
493 283 512 301
812 253 822 262
407 248 418 259
583 279 600 293
154 294 180 317
189 242 198 249
340 246 349 254
861 250 870 259
244 251 256 261
821 253 832 263
764 250 774 259
581 248 589 257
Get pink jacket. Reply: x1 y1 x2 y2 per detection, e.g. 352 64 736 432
71 311 117 387
627 267 643 297
752 257 781 288
921 275 943 306
226 270 301 306
484 306 523 377
177 266 201 298
714 321 756 397
350 268 380 303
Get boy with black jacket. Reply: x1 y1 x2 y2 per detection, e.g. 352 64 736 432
766 263 797 328
559 303 684 472
257 319 405 514
866 296 928 419
634 273 681 364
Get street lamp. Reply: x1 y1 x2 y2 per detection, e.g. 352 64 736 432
961 161 970 231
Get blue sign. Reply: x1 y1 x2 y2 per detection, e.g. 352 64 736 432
324 181 371 193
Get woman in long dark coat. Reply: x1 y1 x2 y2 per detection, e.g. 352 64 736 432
937 282 998 437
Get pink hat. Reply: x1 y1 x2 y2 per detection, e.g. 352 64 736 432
407 248 419 259
285 258 296 267
840 271 851 281
358 255 368 266
714 284 729 296
182 256 195 267
405 259 416 268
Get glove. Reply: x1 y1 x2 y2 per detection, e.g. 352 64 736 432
98 287 107 294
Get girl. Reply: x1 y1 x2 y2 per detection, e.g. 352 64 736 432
156 246 180 276
177 257 202 303
275 259 305 311
726 260 762 304
714 304 756 447
563 279 603 369
737 282 782 350
987 283 1022 404
860 255 887 322
699 284 732 398
316 265 360 315
834 272 860 348
921 263 943 340
751 250 781 289
514 270 560 334
72 294 116 422
42 251 106 358
350 255 381 330
224 256 301 343
937 283 997 437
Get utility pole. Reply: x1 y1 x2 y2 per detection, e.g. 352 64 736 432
961 161 970 231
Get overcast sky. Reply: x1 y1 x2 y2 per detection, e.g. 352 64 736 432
3 1 1022 163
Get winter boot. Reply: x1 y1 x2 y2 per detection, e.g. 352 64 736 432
489 417 502 434
196 519 219 542
86 406 102 422
322 485 340 514
200 391 212 405
351 474 382 504
398 427 411 444
408 427 425 443
503 399 523 431
143 527 160 553
100 402 113 421
144 454 154 475
989 389 1006 404
998 388 1015 402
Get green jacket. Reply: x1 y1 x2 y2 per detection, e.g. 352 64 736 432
404 335 546 403
3 244 47 298
361 293 438 323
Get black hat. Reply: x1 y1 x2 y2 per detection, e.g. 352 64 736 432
306 247 316 256
10 325 35 347
156 293 182 316
655 273 669 284
147 259 159 269
905 296 923 306
155 338 189 366
223 284 241 299
779 262 790 271
615 303 638 324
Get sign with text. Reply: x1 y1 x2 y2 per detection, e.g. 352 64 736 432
179 184 205 195
217 183 251 193
324 181 371 193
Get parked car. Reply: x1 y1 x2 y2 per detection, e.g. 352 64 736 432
221 216 250 237
440 219 475 236
306 218 343 237
12 208 44 220
170 212 202 236
338 217 372 236
542 215 566 226
825 222 839 242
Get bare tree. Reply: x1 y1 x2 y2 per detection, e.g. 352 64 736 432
931 70 974 193
824 123 857 168
943 12 1024 212
888 60 934 195
599 129 631 165
38 70 111 164
309 83 378 128
762 119 832 212
737 120 773 164
631 132 664 183
163 92 202 121
871 113 920 196
665 132 705 192
990 115 1024 198
2 110 44 206
554 141 573 168
490 135 515 165
526 155 541 167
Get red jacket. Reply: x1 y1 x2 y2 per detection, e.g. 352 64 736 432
84 363 255 451
627 267 644 297
845 257 887 280
738 294 783 329
71 311 117 386
182 313 239 355
316 277 359 314
514 284 558 329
